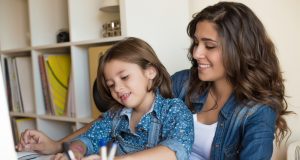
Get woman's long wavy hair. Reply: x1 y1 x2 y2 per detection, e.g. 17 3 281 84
186 2 290 144
97 37 172 110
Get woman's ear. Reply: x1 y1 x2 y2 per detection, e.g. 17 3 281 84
145 66 157 80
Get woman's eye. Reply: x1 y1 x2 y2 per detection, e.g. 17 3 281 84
205 42 217 49
206 45 216 49
193 40 199 46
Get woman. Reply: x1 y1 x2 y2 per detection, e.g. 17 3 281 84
171 1 290 159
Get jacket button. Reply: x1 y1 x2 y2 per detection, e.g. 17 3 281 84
215 144 219 148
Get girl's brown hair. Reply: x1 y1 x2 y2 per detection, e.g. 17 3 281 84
96 37 172 109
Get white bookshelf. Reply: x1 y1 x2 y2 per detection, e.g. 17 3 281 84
0 0 190 141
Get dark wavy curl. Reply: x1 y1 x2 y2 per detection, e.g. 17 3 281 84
186 2 291 144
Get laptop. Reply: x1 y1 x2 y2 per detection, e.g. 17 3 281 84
0 62 17 159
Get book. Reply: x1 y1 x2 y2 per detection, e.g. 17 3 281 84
38 55 53 115
11 118 36 144
43 54 71 116
15 56 35 113
3 58 13 111
66 71 75 117
6 57 23 112
88 45 112 118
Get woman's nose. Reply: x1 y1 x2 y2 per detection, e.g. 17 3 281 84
193 45 206 59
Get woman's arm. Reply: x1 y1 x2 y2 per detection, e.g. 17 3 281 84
239 106 276 160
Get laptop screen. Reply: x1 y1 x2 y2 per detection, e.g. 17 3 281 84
0 62 17 159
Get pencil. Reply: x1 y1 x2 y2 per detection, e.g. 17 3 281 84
68 150 76 160
99 140 107 160
108 143 117 160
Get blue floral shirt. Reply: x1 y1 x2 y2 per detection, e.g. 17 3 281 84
76 93 194 160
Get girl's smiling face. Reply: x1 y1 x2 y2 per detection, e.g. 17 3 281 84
104 59 156 111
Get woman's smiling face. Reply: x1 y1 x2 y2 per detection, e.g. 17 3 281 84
192 20 226 83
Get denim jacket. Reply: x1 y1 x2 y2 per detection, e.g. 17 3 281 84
76 93 194 160
171 69 276 160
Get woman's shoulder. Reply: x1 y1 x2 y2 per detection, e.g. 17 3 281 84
171 69 191 98
235 102 276 120
171 69 190 81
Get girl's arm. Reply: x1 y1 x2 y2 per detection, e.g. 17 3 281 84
82 145 176 160
69 140 87 159
115 145 176 160
117 100 194 160
57 118 99 144
53 140 87 160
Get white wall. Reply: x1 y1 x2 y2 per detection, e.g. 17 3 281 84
121 0 191 75
189 0 300 159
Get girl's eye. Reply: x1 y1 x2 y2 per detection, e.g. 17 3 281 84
107 84 114 88
121 75 129 80
106 82 114 88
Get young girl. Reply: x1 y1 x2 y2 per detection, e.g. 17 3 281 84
54 37 194 160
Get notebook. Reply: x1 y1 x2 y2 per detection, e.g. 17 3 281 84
0 62 17 159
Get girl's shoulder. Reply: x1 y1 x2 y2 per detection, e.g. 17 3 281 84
154 95 191 119
102 107 123 119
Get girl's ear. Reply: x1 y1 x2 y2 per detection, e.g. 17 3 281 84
145 66 157 80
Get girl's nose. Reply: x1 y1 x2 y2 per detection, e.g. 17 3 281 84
114 82 123 92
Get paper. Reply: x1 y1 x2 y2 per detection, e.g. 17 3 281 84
17 151 53 160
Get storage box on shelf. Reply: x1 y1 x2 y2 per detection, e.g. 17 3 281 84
0 0 189 141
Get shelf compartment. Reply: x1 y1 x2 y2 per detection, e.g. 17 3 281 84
0 0 30 50
29 0 69 46
10 112 37 118
37 119 75 140
68 0 120 42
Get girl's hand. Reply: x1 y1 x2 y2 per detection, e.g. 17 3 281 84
52 151 85 160
16 129 62 154
52 153 68 160
81 154 101 160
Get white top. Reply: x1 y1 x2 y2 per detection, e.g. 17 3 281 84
190 114 218 160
